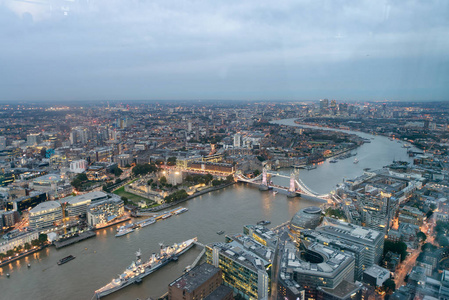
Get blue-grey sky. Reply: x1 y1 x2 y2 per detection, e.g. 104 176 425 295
1 0 448 102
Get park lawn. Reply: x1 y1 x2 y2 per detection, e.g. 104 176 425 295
113 186 148 203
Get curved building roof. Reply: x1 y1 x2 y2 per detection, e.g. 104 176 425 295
30 201 61 215
290 206 322 232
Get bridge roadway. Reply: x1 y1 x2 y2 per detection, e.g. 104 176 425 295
236 173 330 200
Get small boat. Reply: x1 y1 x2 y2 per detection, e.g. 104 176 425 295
353 158 359 164
172 256 179 262
216 230 225 235
329 159 338 163
273 190 278 196
27 264 31 268
134 278 142 284
57 255 75 265
6 273 10 277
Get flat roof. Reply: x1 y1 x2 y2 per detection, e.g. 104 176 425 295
364 265 390 278
170 263 220 293
63 191 108 205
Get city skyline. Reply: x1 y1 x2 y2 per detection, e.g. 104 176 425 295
1 0 448 102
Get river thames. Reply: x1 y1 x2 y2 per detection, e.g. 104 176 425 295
0 118 417 300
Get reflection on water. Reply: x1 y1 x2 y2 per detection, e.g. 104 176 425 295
0 119 415 300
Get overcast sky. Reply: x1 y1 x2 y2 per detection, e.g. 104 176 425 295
0 0 448 102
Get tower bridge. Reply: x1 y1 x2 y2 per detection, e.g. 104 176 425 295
236 168 331 200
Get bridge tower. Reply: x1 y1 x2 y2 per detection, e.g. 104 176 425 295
287 172 297 197
259 168 270 191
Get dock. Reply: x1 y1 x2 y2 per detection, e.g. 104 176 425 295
54 231 96 249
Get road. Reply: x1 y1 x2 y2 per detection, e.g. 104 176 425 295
394 219 436 288
394 248 420 287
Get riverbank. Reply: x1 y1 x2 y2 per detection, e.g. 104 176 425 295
0 244 49 268
138 182 235 213
54 231 96 249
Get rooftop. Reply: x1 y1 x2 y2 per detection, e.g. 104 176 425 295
63 191 108 205
364 265 390 278
317 217 381 244
169 263 220 293
30 201 61 214
318 280 362 298
204 285 233 300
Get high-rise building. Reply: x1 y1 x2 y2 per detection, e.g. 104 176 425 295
0 136 6 150
320 99 329 111
233 133 241 148
206 234 271 300
27 133 41 145
29 201 63 229
316 218 384 267
278 236 355 300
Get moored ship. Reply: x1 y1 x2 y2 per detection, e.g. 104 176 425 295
136 218 156 228
94 238 197 299
174 207 188 215
115 225 134 237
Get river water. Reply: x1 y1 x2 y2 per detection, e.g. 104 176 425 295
0 118 417 300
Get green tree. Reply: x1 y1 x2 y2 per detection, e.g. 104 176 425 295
132 163 158 176
167 157 177 166
212 179 222 186
31 239 40 247
417 231 427 242
226 175 234 182
38 234 48 245
147 179 153 185
110 166 123 177
159 176 167 185
121 196 129 205
383 278 396 294
204 173 213 184
24 243 31 250
6 250 14 257
384 240 408 261
76 173 88 181
253 170 261 177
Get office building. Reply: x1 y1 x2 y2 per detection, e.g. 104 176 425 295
168 263 233 300
316 218 384 267
233 133 241 148
317 281 363 300
243 224 277 249
70 160 88 173
87 197 124 228
362 265 390 287
301 229 366 280
0 230 38 254
8 192 47 212
279 239 355 299
29 201 63 229
1 210 19 228
0 136 6 151
206 234 271 300
290 206 322 234
64 191 108 217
